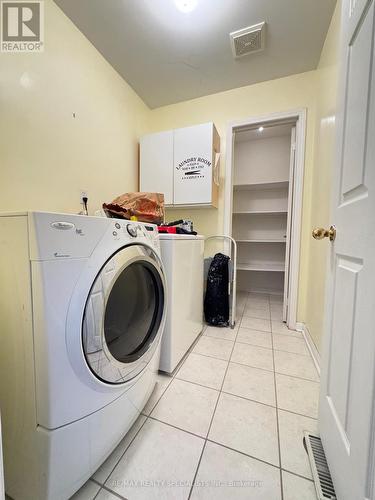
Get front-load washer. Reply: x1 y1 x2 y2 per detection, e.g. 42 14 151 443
0 211 167 500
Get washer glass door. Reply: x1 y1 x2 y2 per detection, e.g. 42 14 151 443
82 244 165 384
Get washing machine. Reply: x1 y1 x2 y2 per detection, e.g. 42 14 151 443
0 211 167 500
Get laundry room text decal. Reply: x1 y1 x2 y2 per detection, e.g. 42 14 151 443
175 156 211 181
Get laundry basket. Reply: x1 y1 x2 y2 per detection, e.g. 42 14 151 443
204 236 237 328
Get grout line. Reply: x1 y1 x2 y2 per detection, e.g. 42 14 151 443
277 407 317 422
175 375 221 392
187 292 246 499
148 414 206 441
269 294 284 500
234 340 273 350
96 483 129 500
280 468 315 482
205 439 280 470
229 346 319 382
186 350 232 363
273 371 319 383
275 371 320 385
273 347 317 358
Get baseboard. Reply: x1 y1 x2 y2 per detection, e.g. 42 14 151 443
296 322 321 376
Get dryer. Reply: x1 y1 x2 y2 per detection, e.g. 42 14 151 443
0 212 166 500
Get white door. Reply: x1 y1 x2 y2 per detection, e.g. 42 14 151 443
283 126 296 323
319 1 375 499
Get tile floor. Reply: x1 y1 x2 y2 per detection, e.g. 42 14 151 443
72 292 320 500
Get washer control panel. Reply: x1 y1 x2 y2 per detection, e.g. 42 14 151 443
109 219 160 251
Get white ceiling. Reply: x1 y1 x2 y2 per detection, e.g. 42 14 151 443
55 0 336 109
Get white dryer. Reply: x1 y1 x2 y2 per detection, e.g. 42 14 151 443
0 212 167 500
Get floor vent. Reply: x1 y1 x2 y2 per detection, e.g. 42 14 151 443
303 432 337 499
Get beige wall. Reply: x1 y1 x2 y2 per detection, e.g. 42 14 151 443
0 0 149 215
304 2 341 352
148 71 318 324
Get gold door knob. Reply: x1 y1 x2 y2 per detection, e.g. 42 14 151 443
312 225 336 241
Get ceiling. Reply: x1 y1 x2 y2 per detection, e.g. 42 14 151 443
55 0 336 109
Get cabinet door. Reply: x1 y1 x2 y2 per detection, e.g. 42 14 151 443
140 130 173 205
173 123 213 205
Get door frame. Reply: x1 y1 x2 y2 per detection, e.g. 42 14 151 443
223 108 307 329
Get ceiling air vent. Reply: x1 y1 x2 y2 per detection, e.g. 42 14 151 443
230 22 266 58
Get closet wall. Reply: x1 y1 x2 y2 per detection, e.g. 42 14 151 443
232 124 294 299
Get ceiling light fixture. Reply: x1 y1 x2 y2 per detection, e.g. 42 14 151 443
174 0 198 13
258 126 264 132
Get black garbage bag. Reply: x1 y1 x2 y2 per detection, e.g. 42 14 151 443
204 253 230 327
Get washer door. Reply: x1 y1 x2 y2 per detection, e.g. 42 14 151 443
82 244 165 384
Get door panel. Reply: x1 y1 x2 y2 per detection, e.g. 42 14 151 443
342 1 374 195
327 256 362 432
319 1 375 499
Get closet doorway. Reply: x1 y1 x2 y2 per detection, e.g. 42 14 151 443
224 110 306 329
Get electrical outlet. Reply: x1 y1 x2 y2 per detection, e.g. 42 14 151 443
80 191 88 205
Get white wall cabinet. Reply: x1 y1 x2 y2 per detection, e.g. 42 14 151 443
140 130 174 205
140 122 219 208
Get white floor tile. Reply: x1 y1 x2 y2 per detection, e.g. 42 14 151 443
278 410 318 479
243 306 270 319
190 442 281 500
176 353 227 390
70 480 100 499
236 305 246 314
270 305 283 321
274 351 319 382
142 372 173 415
151 378 219 437
92 415 147 484
95 488 120 500
247 293 270 304
106 419 204 500
271 321 301 337
193 336 233 361
270 295 283 304
231 342 274 371
204 325 238 342
209 393 279 466
282 471 317 500
241 316 271 332
244 299 270 310
276 374 319 418
236 328 272 349
223 363 276 406
272 335 309 355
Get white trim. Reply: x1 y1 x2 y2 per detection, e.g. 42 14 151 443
296 322 321 376
224 108 307 330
